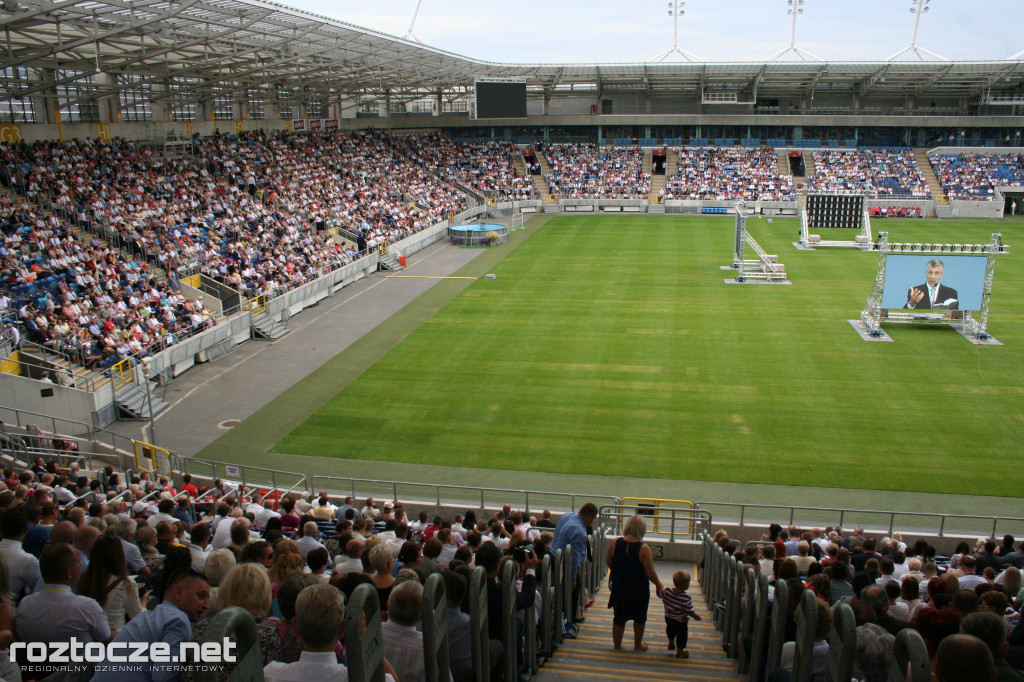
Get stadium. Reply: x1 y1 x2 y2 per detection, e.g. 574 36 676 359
0 0 1023 679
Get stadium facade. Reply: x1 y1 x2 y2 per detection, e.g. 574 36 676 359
0 0 1021 146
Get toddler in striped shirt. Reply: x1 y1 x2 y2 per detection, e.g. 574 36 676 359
656 569 701 659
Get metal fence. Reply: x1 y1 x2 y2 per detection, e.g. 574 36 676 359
599 503 712 542
694 500 1024 542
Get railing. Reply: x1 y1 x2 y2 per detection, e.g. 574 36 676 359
308 473 620 513
620 496 695 534
694 500 1024 541
0 351 108 393
179 458 306 496
0 405 137 458
599 504 711 542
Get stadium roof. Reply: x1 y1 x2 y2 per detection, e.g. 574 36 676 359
2 0 1023 105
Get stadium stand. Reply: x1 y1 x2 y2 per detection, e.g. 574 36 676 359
0 426 630 682
807 148 932 198
391 133 537 201
928 152 1024 200
0 130 472 369
0 426 1022 680
663 147 795 201
542 144 651 199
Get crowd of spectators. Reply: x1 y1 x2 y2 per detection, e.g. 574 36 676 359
714 523 1024 681
929 153 1024 200
0 451 576 681
663 147 795 201
0 187 215 370
0 131 471 366
543 144 650 199
391 133 536 201
868 206 925 219
807 148 931 198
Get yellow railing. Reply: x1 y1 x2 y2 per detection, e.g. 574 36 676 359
134 440 172 477
110 358 134 389
937 194 950 205
248 294 267 316
620 497 695 536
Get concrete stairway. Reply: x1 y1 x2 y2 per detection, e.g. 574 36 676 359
535 151 558 204
776 148 790 177
647 149 666 203
251 312 289 340
116 379 169 420
511 153 538 200
802 152 815 183
913 147 947 203
666 149 679 178
534 565 742 682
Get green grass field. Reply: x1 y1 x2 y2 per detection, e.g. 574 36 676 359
273 215 1024 497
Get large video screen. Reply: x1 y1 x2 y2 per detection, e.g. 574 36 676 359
881 254 987 312
475 82 527 119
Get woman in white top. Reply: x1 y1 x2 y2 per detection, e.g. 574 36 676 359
78 535 147 630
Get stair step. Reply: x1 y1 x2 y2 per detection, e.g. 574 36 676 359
534 567 740 682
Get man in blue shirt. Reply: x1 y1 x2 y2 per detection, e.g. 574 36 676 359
92 567 210 682
551 502 598 625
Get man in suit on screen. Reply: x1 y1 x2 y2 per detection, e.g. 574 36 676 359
905 259 958 310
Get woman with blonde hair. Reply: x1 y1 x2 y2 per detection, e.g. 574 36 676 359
369 542 397 615
134 524 164 574
606 515 664 651
187 563 281 681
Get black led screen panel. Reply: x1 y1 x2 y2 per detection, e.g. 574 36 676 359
475 82 527 119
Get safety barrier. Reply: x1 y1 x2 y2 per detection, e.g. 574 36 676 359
620 496 695 535
695 500 1024 542
307 472 620 514
599 503 711 542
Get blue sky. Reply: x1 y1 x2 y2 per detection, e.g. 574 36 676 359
291 0 1023 64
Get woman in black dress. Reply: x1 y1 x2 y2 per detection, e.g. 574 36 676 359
606 515 664 651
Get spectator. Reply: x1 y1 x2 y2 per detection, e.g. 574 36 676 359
382 580 427 682
78 535 148 631
0 507 41 605
188 563 281 679
263 583 397 681
15 543 113 648
92 567 209 681
960 611 1023 682
934 633 996 682
552 502 598 624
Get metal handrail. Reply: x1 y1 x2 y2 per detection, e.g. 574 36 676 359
0 404 139 456
599 504 712 542
693 500 1024 541
308 473 620 513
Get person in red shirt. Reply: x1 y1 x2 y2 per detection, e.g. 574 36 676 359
179 473 198 499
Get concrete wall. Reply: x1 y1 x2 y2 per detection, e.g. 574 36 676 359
0 373 110 428
951 200 1005 218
